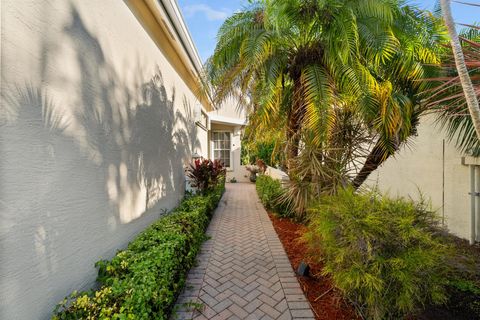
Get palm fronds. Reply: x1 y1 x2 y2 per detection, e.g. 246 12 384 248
428 26 480 156
206 0 445 214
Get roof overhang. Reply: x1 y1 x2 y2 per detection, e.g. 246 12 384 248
126 0 214 111
209 114 247 126
159 0 203 76
462 156 480 166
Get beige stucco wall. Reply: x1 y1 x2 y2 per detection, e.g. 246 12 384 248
0 1 208 319
366 115 471 240
196 125 209 158
210 96 246 120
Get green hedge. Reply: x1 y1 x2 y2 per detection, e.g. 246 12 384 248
53 182 225 320
255 175 292 217
305 188 451 320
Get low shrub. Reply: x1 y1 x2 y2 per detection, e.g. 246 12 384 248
53 181 225 320
305 188 451 320
256 175 292 217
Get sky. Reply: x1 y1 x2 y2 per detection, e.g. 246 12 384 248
177 0 480 63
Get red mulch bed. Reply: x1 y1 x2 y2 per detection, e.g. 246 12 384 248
268 213 359 320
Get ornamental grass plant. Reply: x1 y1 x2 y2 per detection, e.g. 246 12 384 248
304 188 451 319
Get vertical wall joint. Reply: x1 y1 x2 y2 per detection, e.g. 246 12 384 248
469 165 478 244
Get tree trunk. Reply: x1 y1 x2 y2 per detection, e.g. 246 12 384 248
352 141 393 189
286 109 301 162
440 0 480 140
286 76 303 174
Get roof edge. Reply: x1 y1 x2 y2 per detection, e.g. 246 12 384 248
127 0 214 111
159 0 204 77
209 114 247 126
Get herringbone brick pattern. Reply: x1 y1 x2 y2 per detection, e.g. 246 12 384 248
173 183 314 320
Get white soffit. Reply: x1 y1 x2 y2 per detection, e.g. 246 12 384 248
209 114 246 126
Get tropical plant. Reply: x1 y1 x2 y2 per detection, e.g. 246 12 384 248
256 175 293 217
439 0 480 141
186 158 226 194
207 0 398 168
206 0 444 200
305 188 451 319
427 23 480 156
351 6 446 188
241 104 287 169
241 140 281 167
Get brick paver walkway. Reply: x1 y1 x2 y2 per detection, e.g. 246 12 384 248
173 183 315 320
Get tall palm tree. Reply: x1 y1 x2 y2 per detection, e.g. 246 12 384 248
439 0 480 140
427 26 480 156
207 0 399 174
207 0 443 198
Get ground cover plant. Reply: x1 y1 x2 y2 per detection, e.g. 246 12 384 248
52 177 225 320
257 173 480 319
419 234 480 319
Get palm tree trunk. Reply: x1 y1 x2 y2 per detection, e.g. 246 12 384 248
286 76 303 174
352 141 393 189
286 110 301 161
440 0 480 140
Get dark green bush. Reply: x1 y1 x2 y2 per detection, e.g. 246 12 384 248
305 188 451 320
53 181 225 320
255 175 292 217
446 278 480 316
439 234 480 318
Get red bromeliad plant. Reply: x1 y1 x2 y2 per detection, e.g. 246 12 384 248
186 159 226 194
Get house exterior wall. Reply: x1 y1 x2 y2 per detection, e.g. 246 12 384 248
210 97 246 120
0 1 208 319
196 125 209 158
366 115 472 240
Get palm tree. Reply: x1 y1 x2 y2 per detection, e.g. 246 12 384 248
427 26 480 156
439 0 480 141
352 6 444 188
207 0 400 174
207 0 443 203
